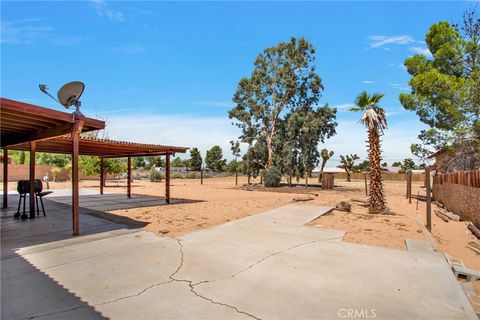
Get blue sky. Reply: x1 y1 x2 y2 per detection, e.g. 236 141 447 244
1 1 470 166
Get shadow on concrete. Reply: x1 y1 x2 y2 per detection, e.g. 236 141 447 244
1 195 126 319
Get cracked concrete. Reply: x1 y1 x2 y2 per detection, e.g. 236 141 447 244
2 203 477 319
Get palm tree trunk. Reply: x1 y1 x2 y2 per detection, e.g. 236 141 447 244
368 129 387 213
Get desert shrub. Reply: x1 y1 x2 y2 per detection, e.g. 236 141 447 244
262 167 282 187
150 168 165 182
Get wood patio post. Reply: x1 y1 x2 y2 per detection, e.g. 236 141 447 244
425 168 432 232
165 153 170 204
100 157 104 195
127 156 131 199
3 147 8 208
72 117 84 236
29 141 36 218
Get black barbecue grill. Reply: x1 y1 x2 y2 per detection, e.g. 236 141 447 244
15 179 52 219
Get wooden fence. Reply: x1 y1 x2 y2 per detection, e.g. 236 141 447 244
433 169 480 188
330 172 425 182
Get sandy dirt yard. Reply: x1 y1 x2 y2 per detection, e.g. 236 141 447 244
4 176 479 269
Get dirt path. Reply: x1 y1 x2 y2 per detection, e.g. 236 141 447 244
4 176 478 268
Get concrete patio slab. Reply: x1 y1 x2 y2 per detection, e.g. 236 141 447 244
2 201 477 320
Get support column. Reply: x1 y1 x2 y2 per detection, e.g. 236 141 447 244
127 156 131 199
29 141 36 218
100 157 104 195
165 153 170 204
72 117 84 236
3 148 8 208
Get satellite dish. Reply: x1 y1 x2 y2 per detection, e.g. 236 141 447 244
57 81 85 108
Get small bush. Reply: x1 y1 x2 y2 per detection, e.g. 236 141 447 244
262 167 282 187
150 168 165 182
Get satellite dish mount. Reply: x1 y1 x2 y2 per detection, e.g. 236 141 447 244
39 81 85 115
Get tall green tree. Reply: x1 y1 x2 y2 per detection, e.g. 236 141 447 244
133 157 146 169
400 158 417 173
188 147 203 171
205 145 227 172
353 160 371 173
400 9 480 170
339 154 360 182
37 153 70 168
145 156 164 169
171 157 187 168
351 91 388 214
229 37 324 169
79 156 127 178
19 151 26 164
318 149 334 182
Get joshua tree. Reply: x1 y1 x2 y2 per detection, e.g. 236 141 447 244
318 149 334 182
230 140 241 185
351 91 388 214
339 154 359 182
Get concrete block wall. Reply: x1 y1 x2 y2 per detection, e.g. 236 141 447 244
0 164 112 182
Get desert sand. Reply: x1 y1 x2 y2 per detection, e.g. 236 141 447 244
4 176 479 269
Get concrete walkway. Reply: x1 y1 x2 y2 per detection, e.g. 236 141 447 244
1 199 476 320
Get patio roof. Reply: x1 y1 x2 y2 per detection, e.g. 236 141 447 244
0 98 105 147
8 136 189 158
1 97 188 235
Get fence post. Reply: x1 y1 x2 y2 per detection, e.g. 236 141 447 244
425 168 432 232
408 171 412 204
364 172 368 196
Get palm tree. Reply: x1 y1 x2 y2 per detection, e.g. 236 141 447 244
351 91 388 214
318 149 334 183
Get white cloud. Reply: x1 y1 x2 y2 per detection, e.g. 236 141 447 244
365 35 414 50
389 63 407 70
125 7 158 16
321 119 426 165
409 46 433 58
112 45 145 54
362 80 375 84
1 19 53 44
100 111 424 164
90 0 124 22
101 114 241 159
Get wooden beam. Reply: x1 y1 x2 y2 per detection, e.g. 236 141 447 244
166 154 170 204
1 123 74 147
425 168 432 232
127 156 132 199
100 157 104 195
3 148 8 208
71 118 84 236
29 141 36 218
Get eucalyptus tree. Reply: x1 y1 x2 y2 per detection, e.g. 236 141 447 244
351 91 388 214
229 37 324 169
